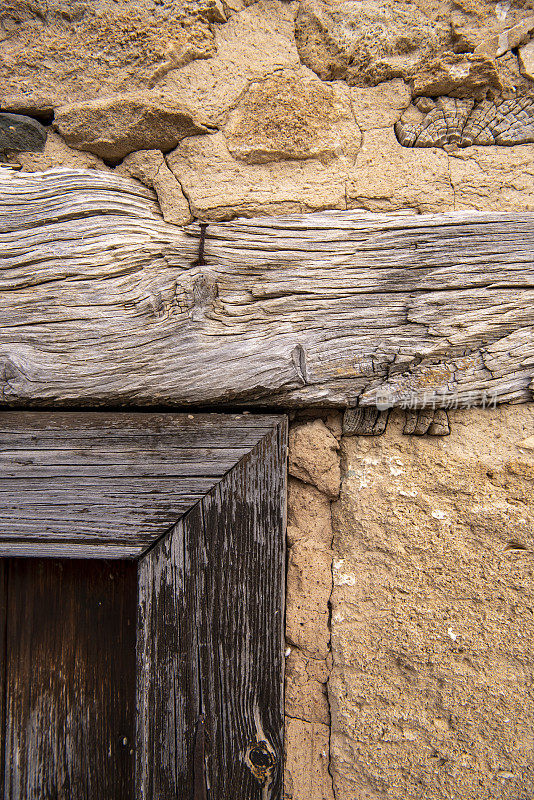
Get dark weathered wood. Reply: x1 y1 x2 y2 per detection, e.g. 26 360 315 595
1 168 533 409
0 560 6 800
136 419 286 800
3 558 137 799
0 412 283 557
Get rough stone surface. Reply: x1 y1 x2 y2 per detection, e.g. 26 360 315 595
286 542 332 658
285 418 338 799
54 94 211 160
350 79 412 130
294 0 449 86
0 0 219 107
519 39 534 80
167 130 350 219
410 53 502 98
330 404 534 799
346 126 453 213
449 141 534 210
288 420 341 499
9 131 109 171
285 649 330 724
116 149 192 224
475 13 534 57
154 1 301 125
284 718 334 800
0 113 47 154
223 69 360 164
287 478 333 548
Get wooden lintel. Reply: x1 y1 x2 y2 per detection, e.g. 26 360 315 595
1 167 533 409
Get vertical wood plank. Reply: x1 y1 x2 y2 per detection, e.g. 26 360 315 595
0 560 7 800
4 559 137 799
137 419 287 799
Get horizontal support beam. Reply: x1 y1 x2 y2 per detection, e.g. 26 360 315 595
1 167 533 409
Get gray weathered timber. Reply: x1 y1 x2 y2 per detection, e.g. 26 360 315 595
0 411 283 557
136 421 286 800
1 168 533 409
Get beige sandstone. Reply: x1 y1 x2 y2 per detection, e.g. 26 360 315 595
286 542 332 658
54 94 211 160
519 39 534 80
286 419 338 800
224 69 360 164
330 405 534 799
9 131 109 172
449 142 534 211
154 1 301 125
166 131 349 220
287 479 333 549
116 150 192 225
0 0 218 108
294 0 449 86
350 80 412 131
284 718 334 800
410 53 502 98
288 420 341 499
476 13 534 57
347 126 453 213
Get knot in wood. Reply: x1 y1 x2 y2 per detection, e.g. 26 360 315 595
245 740 275 786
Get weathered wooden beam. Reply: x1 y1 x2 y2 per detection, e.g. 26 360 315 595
1 167 533 408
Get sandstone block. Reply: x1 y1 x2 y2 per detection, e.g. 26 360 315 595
285 543 332 658
288 420 340 498
285 649 330 724
0 0 218 107
350 80 411 131
167 131 349 220
55 94 211 160
346 127 453 214
476 14 534 57
519 39 534 80
9 132 109 172
284 718 334 800
410 53 502 99
117 150 192 225
153 1 301 124
294 0 448 87
449 142 534 211
224 70 360 164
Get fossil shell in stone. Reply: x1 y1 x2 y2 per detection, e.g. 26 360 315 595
395 94 534 147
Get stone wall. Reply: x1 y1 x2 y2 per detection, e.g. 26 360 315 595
286 404 534 799
3 0 534 218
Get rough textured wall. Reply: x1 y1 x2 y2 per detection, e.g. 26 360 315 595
3 0 534 219
331 405 534 799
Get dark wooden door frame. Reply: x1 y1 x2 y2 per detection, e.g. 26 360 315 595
0 412 287 800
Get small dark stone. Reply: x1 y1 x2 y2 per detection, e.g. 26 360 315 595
0 113 47 154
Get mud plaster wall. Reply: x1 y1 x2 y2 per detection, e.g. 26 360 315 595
288 405 534 800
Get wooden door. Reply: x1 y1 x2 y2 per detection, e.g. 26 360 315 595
0 413 287 800
1 559 137 800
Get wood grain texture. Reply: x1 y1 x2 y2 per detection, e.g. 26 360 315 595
0 412 282 557
3 558 137 800
136 418 287 800
1 168 533 409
